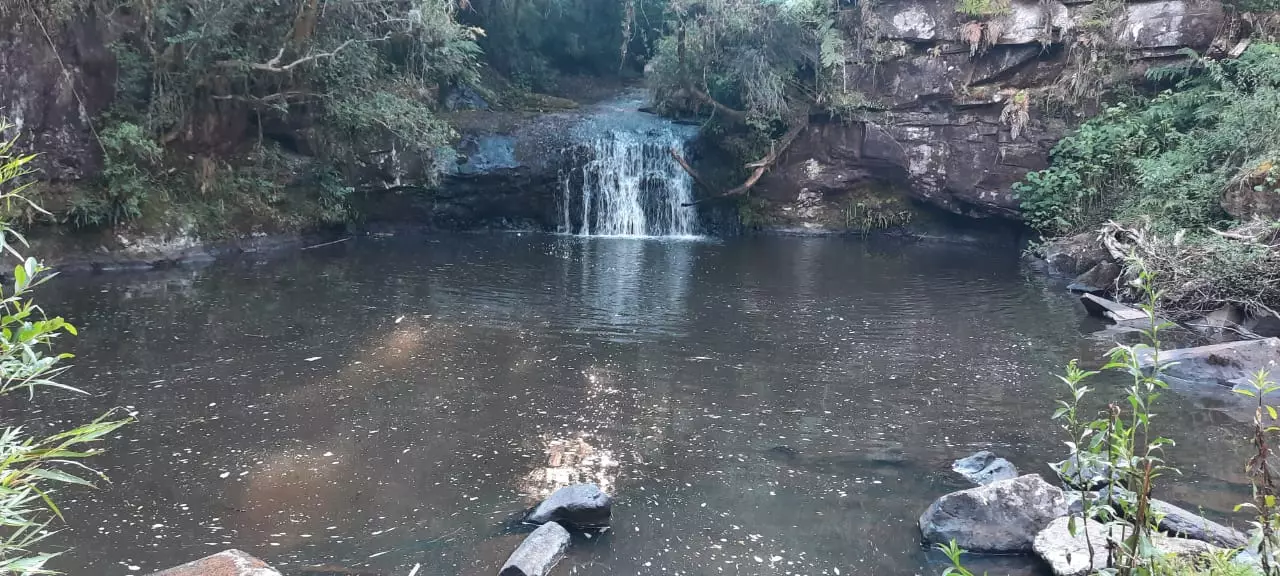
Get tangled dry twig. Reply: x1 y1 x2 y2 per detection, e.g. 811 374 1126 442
1098 220 1280 320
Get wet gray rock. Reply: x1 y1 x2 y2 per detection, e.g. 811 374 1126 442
952 451 1018 486
1080 293 1148 323
499 521 570 576
443 84 490 111
1233 550 1265 572
1070 262 1122 294
1140 338 1280 386
1244 311 1280 339
1034 515 1226 576
919 474 1068 552
1052 458 1116 491
1044 233 1112 278
527 484 613 528
1034 516 1110 576
1152 499 1248 549
1157 535 1223 562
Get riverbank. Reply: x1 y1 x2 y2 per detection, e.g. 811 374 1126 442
26 215 1031 275
25 225 327 274
1037 224 1280 340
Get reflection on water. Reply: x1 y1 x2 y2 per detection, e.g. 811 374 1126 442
562 238 696 341
23 233 1257 575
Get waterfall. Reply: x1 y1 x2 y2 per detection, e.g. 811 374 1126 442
559 94 700 237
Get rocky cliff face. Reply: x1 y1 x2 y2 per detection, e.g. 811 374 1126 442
757 0 1224 219
0 8 115 181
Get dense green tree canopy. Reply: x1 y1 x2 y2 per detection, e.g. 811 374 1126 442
110 0 481 154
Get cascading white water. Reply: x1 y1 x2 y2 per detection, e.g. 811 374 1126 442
560 94 700 237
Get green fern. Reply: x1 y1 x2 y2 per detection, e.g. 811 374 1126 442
955 0 1011 18
817 18 847 71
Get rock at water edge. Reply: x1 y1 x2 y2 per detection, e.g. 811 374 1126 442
1152 499 1248 549
1052 458 1115 491
1070 262 1122 295
1157 535 1222 562
1044 233 1111 278
499 521 571 576
1034 515 1226 576
527 483 613 528
1140 338 1280 386
919 474 1068 553
1080 293 1148 323
952 451 1018 486
1034 516 1111 576
148 549 282 576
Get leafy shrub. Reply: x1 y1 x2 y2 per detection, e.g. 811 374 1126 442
955 0 1011 18
91 121 164 227
1017 43 1280 235
1014 102 1150 234
314 169 356 225
0 121 131 572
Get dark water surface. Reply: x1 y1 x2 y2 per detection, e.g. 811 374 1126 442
27 234 1258 575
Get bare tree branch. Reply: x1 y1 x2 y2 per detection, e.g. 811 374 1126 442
211 91 319 104
669 148 715 193
218 34 391 74
681 117 809 207
250 38 359 72
683 87 748 122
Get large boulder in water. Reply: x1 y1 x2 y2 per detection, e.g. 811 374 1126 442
527 484 613 529
919 474 1068 552
1140 338 1280 386
499 521 571 576
1070 261 1123 295
952 451 1018 486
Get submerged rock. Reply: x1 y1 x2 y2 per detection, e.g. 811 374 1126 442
148 549 282 576
527 483 613 528
1140 338 1280 386
1151 499 1248 549
919 474 1068 552
499 521 570 576
952 451 1018 486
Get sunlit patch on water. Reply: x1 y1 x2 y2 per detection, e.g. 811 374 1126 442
520 434 619 502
